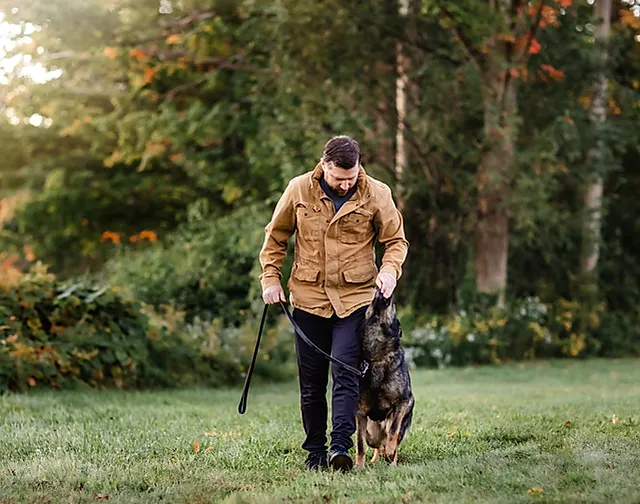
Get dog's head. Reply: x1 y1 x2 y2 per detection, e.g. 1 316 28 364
363 288 402 340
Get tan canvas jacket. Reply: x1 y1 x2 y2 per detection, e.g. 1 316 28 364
259 163 409 318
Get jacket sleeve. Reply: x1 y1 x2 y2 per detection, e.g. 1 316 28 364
375 185 409 280
259 180 296 291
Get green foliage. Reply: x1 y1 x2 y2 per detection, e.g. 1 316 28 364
0 264 296 392
403 297 640 369
101 203 277 326
0 265 151 391
0 0 639 370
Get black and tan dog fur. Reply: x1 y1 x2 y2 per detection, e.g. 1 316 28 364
356 289 414 468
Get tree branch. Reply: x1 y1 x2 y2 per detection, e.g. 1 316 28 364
158 9 218 29
518 0 545 62
435 3 483 71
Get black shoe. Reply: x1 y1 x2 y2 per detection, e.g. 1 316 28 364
305 451 328 471
328 448 353 472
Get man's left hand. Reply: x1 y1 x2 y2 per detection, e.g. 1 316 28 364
376 272 396 299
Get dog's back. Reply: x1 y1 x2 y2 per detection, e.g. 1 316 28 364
355 290 414 467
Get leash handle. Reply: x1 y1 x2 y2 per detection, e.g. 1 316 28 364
279 301 368 378
238 303 269 414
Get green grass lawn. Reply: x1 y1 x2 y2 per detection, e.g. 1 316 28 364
1 359 639 503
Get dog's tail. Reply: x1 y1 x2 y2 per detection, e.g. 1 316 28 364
398 396 415 443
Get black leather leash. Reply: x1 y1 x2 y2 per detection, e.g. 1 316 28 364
238 301 369 414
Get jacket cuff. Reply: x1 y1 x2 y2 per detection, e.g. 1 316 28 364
379 264 400 280
260 274 282 291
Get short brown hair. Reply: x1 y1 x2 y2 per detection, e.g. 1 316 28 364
322 135 360 169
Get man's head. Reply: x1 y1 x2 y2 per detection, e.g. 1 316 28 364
321 135 360 197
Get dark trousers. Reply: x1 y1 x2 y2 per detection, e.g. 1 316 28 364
293 306 366 455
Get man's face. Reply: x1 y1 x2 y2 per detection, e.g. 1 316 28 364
322 160 359 197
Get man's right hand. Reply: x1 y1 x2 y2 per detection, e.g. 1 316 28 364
262 284 286 305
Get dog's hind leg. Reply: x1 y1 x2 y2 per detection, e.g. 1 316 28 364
355 412 368 469
384 397 414 466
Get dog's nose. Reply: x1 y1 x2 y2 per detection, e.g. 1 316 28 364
373 288 392 310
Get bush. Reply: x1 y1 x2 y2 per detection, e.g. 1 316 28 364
0 264 296 392
403 296 638 369
0 264 151 391
102 202 282 326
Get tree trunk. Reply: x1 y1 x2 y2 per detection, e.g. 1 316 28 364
474 64 518 307
394 0 410 212
580 0 611 296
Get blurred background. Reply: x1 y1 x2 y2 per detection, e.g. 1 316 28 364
0 0 638 391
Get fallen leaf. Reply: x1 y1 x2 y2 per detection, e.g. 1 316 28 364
166 34 182 44
194 441 201 452
93 493 110 501
528 487 544 495
612 414 620 424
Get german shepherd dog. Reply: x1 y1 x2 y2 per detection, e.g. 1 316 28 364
356 289 414 468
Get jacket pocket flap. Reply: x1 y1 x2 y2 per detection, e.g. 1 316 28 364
294 266 320 282
343 264 377 283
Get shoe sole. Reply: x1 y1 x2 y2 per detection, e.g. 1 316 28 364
330 454 353 472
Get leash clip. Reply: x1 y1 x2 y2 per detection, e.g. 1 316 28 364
360 360 370 377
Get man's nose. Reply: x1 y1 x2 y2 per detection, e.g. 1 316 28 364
340 182 350 191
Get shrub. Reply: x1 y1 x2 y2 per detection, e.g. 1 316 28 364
0 264 297 392
402 296 636 369
102 203 283 327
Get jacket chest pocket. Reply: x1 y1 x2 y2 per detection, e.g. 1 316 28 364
338 208 373 244
295 202 324 243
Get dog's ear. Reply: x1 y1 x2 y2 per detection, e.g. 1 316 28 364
390 317 402 339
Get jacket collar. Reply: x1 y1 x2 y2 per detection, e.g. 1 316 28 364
310 162 371 200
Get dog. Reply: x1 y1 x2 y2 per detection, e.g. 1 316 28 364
355 288 414 468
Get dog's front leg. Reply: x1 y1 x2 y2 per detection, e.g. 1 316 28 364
355 412 368 469
385 402 412 466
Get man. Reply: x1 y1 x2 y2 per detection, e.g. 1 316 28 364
259 135 409 471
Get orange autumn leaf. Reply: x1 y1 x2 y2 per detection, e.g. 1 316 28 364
540 64 564 80
529 39 541 54
100 231 121 244
144 67 158 84
139 230 158 242
166 34 182 44
194 441 201 452
509 68 520 78
104 47 118 59
541 6 559 27
23 244 36 262
528 487 544 496
620 10 640 30
129 48 150 63
608 98 622 116
27 377 36 387
6 334 18 343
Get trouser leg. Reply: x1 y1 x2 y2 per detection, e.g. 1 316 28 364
329 306 366 452
293 308 332 454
